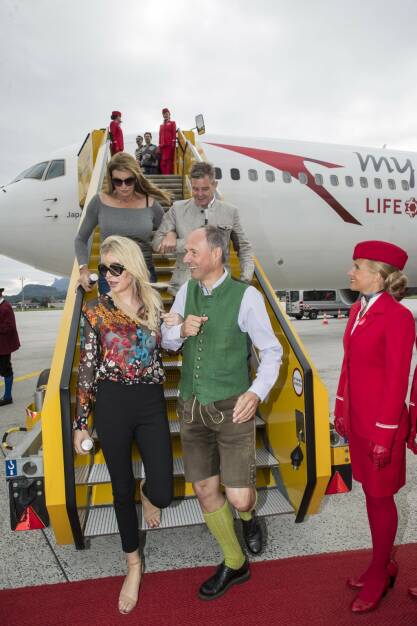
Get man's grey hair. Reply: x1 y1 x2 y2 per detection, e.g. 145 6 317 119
190 161 215 181
203 225 228 263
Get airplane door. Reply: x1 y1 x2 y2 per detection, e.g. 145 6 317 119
42 160 69 223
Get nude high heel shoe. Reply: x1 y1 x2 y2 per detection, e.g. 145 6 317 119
118 558 143 615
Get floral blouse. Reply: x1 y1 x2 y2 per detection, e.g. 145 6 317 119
74 295 165 430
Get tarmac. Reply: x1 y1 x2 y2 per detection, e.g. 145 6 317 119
1 304 417 590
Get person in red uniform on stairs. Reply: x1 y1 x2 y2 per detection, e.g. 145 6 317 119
158 107 176 175
109 111 124 155
334 240 415 614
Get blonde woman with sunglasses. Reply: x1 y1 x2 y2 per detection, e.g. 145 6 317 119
73 235 173 614
75 152 171 292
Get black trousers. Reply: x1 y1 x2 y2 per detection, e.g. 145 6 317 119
94 380 173 552
0 354 12 377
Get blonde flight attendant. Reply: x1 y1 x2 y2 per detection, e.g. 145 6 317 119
334 240 415 613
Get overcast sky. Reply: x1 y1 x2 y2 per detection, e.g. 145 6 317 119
2 0 417 293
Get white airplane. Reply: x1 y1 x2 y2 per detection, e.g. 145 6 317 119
1 133 417 298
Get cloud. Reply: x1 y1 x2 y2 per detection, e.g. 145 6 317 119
0 255 57 295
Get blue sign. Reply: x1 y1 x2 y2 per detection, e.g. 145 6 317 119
5 460 17 477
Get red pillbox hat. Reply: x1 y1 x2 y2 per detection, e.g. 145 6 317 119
162 107 170 114
111 110 122 117
353 240 408 270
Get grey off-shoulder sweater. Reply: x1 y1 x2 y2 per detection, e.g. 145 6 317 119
74 193 164 269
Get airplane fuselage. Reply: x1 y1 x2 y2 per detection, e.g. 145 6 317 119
1 133 416 288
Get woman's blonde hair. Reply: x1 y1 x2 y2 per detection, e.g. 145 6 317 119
100 235 162 331
105 152 171 205
367 260 408 301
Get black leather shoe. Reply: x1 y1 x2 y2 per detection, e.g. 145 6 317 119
241 515 263 554
0 398 12 407
198 560 250 600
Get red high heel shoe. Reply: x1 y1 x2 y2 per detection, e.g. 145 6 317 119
351 575 390 613
347 558 398 590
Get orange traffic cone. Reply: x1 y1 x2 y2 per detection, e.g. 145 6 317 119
322 313 329 325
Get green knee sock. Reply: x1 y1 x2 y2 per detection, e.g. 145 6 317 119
204 500 245 570
238 490 258 521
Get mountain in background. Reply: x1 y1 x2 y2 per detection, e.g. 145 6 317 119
7 277 69 304
51 277 70 291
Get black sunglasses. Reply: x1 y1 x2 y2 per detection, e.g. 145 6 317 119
98 263 126 277
112 176 135 187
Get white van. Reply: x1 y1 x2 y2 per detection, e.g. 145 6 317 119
286 289 352 320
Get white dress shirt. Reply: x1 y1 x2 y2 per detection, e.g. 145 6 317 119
161 270 283 401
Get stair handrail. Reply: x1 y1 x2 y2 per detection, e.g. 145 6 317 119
253 263 316 522
59 136 110 548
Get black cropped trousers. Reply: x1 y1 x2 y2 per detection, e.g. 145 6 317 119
94 380 173 553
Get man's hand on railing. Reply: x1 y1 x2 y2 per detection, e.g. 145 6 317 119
157 231 177 254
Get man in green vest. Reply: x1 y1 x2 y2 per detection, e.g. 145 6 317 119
162 226 282 600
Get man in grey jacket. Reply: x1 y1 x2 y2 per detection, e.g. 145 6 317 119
153 162 254 294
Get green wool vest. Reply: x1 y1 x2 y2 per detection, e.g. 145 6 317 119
180 274 250 405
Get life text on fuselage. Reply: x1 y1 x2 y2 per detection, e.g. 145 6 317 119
365 197 417 219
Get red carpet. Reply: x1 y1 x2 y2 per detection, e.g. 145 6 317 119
2 545 417 626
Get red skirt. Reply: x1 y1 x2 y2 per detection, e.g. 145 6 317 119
349 431 406 497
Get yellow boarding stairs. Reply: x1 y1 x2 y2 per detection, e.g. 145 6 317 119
19 128 350 547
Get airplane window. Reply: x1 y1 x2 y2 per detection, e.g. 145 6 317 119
330 175 339 186
248 169 258 181
314 173 323 186
402 180 410 190
282 171 292 183
230 168 240 181
265 170 275 182
345 176 354 187
298 172 308 184
214 167 222 180
388 179 396 190
45 159 65 180
11 161 49 183
374 178 382 189
360 177 368 188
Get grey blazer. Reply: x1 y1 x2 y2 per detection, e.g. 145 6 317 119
153 197 255 293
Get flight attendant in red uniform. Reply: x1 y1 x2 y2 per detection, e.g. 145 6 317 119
407 357 417 598
158 108 176 175
109 111 124 155
334 240 415 614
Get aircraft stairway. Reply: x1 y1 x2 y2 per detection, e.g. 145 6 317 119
21 127 349 547
145 174 183 208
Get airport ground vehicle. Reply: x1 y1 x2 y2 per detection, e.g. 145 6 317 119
286 289 354 320
5 124 351 546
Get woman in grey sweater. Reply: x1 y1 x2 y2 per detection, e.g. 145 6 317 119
75 152 171 292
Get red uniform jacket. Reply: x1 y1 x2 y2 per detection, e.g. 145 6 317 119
109 120 124 154
334 292 415 448
158 120 176 156
409 343 417 435
0 300 20 355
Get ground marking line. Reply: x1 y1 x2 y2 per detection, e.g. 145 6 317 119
0 370 41 387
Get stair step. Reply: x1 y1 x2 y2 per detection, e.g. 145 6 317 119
83 488 293 536
162 359 182 369
75 440 276 486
